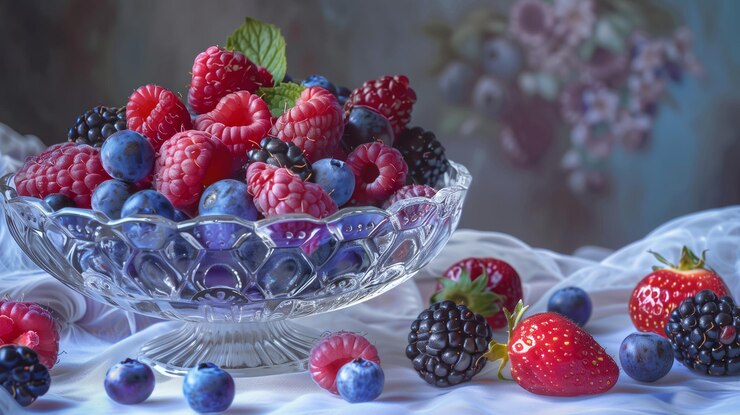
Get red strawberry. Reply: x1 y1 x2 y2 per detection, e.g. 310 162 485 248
0 301 60 369
431 257 523 329
629 247 730 337
484 302 619 397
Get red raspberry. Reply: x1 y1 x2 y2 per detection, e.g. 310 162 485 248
345 75 417 135
309 332 380 394
14 143 111 208
188 46 273 114
126 84 193 150
346 142 408 206
0 301 60 369
246 162 337 219
153 130 233 212
195 91 272 167
269 87 343 163
384 184 437 207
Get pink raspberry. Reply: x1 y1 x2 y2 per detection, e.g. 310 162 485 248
346 142 408 206
126 84 193 150
195 91 272 167
0 301 60 369
14 142 111 208
246 162 337 219
309 332 380 394
269 87 343 163
153 130 233 212
384 184 437 207
345 75 417 136
188 46 273 114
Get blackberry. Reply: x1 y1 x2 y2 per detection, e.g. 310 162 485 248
0 345 51 407
394 127 450 187
666 289 740 376
244 137 313 181
67 105 127 147
405 300 492 387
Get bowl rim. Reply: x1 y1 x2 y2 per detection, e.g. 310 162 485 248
0 160 471 229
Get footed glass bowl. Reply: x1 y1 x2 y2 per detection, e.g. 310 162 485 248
0 161 470 377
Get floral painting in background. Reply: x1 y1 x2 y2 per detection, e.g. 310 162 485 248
426 0 702 194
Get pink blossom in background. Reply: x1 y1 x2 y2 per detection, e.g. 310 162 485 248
553 0 595 46
627 72 665 110
509 0 554 47
582 87 619 125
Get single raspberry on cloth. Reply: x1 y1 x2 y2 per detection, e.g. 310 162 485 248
14 142 111 208
195 91 272 167
0 301 60 369
246 162 337 219
309 332 380 394
269 87 344 163
126 84 193 150
346 142 408 206
153 130 233 212
345 75 416 135
188 46 273 114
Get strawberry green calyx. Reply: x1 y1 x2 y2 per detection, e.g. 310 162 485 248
430 270 504 318
480 300 529 381
649 246 711 272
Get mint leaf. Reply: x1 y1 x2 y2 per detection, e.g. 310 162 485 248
257 83 305 117
226 17 287 84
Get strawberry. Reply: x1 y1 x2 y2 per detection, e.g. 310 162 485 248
484 302 619 397
431 257 523 329
629 246 730 337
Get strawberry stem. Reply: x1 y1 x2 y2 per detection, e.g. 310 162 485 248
481 300 529 381
649 246 710 272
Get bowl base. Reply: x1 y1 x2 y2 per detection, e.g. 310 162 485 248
138 320 320 377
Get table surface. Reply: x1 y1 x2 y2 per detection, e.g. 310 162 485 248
2 206 740 414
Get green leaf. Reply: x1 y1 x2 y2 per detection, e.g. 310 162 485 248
226 17 287 84
257 83 305 117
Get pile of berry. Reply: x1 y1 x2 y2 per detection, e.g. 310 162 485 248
14 18 450 231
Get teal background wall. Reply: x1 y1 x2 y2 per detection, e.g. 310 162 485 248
0 0 738 252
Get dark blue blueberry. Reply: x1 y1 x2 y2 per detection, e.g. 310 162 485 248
336 358 384 403
337 86 351 106
0 346 51 407
198 180 257 219
104 358 155 405
301 74 337 96
282 73 293 83
481 38 523 80
341 106 394 153
547 286 592 327
121 190 176 249
43 193 76 211
311 159 355 207
100 130 155 183
91 180 136 219
619 332 674 382
183 362 235 413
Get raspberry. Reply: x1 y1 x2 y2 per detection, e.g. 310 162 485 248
269 87 344 163
0 301 59 369
14 143 111 208
126 84 193 150
384 184 437 207
188 46 273 114
309 332 380 394
346 142 408 206
246 162 337 219
153 130 233 212
195 91 272 167
345 75 417 135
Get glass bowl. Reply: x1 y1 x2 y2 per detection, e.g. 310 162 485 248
0 161 470 376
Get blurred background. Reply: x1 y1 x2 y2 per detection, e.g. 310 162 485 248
1 0 739 253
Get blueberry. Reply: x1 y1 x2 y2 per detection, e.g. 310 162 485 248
619 332 674 382
341 106 394 153
43 193 76 211
174 209 191 222
198 179 257 219
337 86 351 106
183 362 235 413
547 286 592 327
104 358 155 405
482 38 523 80
301 74 337 96
91 180 136 219
437 61 476 105
121 190 175 249
100 130 155 183
336 358 384 403
311 159 355 207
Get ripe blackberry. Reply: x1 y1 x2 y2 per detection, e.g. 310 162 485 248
394 127 450 187
665 289 740 376
405 300 492 387
0 345 51 407
245 137 313 181
67 106 127 147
